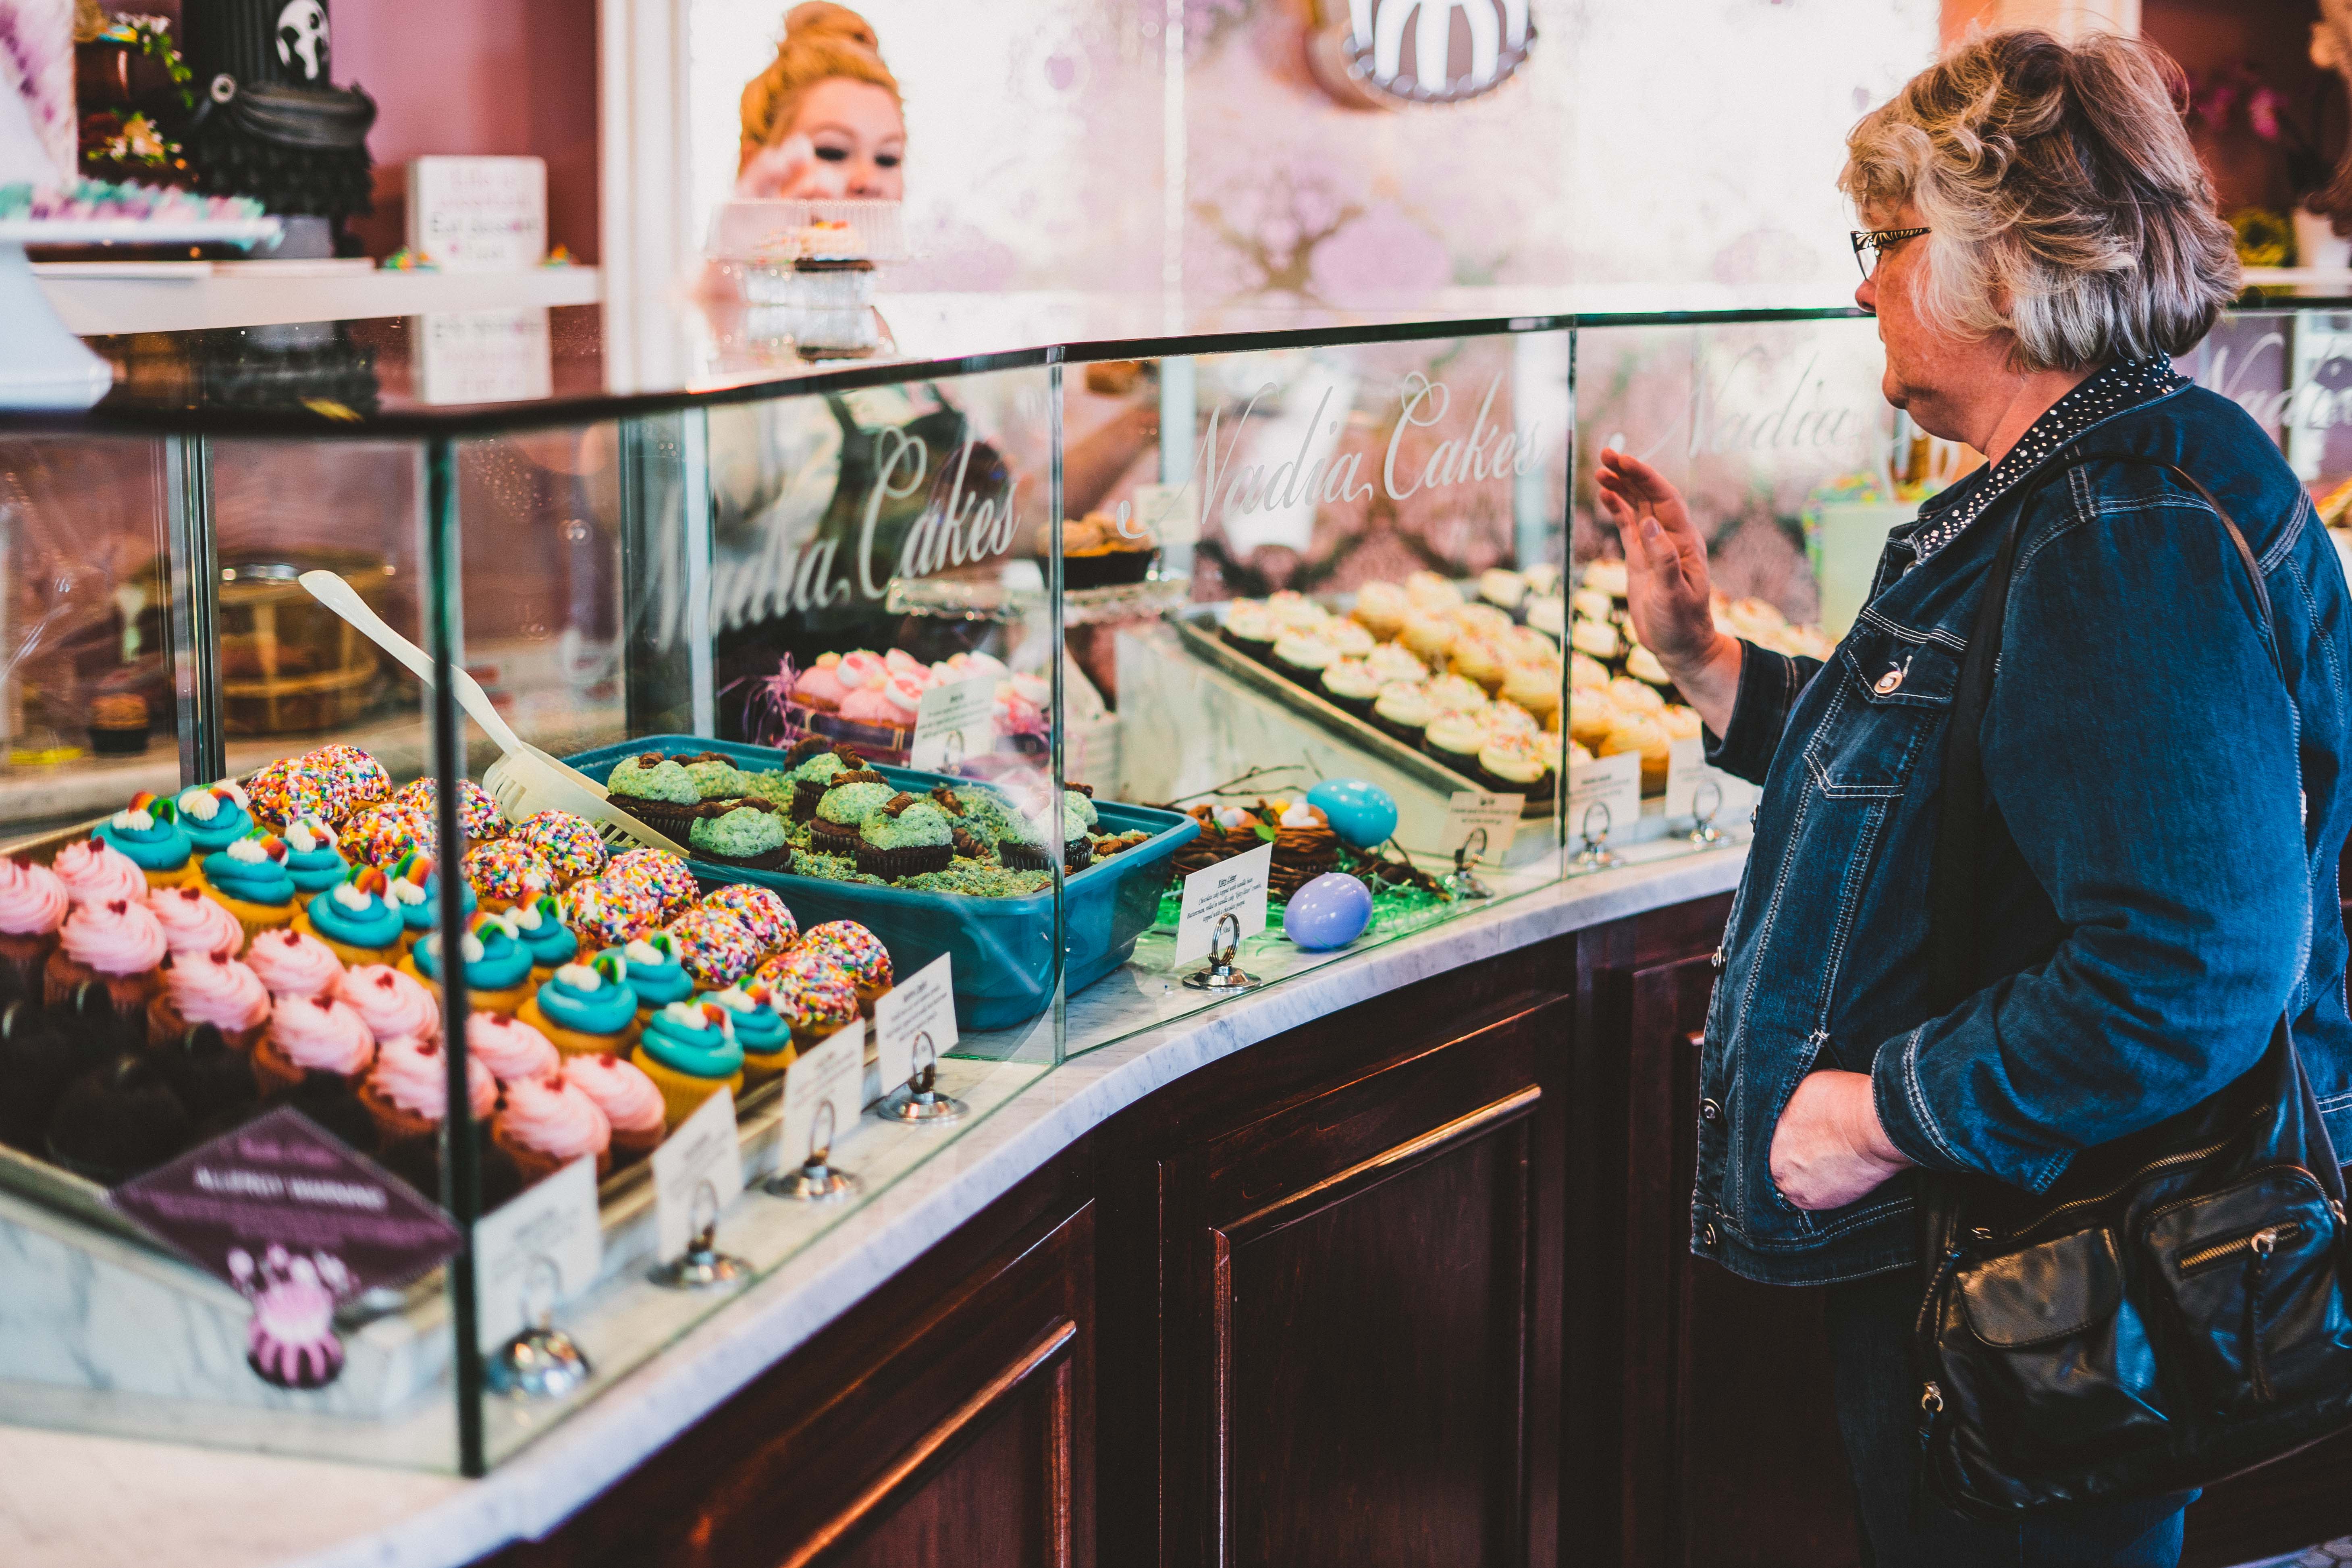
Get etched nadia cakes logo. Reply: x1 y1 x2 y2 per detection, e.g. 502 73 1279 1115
1309 0 1536 108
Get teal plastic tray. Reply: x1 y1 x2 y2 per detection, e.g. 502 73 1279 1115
565 737 1199 1032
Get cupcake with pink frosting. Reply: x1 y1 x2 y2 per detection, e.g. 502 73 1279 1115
492 1070 612 1184
358 1033 498 1157
0 858 70 1002
253 992 377 1099
44 897 168 1038
52 838 151 909
148 952 271 1052
146 884 247 963
562 1053 666 1168
793 652 850 712
243 928 346 1000
462 1010 561 1085
333 964 444 1046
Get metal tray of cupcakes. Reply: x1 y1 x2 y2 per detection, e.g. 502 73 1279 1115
1167 604 1559 820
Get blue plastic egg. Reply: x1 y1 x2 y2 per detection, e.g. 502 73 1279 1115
1306 779 1398 851
1283 871 1374 951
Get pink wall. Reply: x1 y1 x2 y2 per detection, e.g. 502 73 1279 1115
332 0 600 261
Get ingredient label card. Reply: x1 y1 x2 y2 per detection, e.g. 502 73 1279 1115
908 675 998 771
1439 790 1523 857
1127 482 1199 547
473 1155 601 1353
109 1107 461 1294
1567 751 1643 842
650 1086 743 1262
1174 841 1273 964
873 954 957 1092
1664 738 1756 825
782 1017 867 1167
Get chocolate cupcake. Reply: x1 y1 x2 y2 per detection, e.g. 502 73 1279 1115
1422 709 1487 779
0 1000 100 1153
1370 681 1436 745
602 754 702 839
1319 658 1383 720
687 803 794 872
153 1022 263 1126
810 774 894 858
782 740 863 822
855 795 955 879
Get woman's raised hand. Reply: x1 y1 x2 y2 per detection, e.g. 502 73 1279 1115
1595 447 1745 735
735 134 850 200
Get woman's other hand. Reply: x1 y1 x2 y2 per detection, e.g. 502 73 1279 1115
735 133 850 200
1596 447 1744 734
1769 1070 1914 1211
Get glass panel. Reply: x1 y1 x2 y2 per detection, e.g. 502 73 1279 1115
1060 327 1572 1057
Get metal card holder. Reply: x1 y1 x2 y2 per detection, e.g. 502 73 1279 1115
1182 911 1261 993
1440 826 1494 901
767 1100 861 1202
488 1254 592 1399
1686 776 1725 847
648 1179 750 1290
880 1030 968 1126
1571 800 1619 871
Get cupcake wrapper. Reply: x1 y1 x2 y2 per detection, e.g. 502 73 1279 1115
44 952 162 1022
696 845 796 873
628 1044 742 1131
197 877 300 943
790 780 828 822
853 843 953 880
0 931 58 1004
740 1044 796 1088
493 1120 610 1188
1423 741 1483 780
809 819 863 856
139 862 199 891
355 1078 440 1157
1219 627 1277 665
609 1122 663 1169
1370 714 1427 746
997 839 1051 872
1322 691 1378 721
1060 547 1158 588
249 1035 366 1103
607 797 698 840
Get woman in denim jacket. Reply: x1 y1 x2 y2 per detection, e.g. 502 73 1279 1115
1600 31 2352 1566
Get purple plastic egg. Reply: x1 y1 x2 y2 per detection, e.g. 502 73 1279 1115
1283 871 1373 951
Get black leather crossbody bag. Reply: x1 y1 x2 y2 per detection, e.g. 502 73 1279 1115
1915 455 2352 1514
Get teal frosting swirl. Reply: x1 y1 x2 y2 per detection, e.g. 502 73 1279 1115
513 898 578 968
284 844 349 894
415 922 532 991
706 991 790 1056
97 816 191 872
637 1009 745 1078
607 942 693 1009
397 875 476 933
533 969 637 1036
201 847 294 906
177 798 253 851
305 887 402 950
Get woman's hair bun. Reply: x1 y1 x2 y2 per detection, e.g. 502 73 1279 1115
785 2 878 52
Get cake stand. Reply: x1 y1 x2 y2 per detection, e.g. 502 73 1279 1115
0 214 282 409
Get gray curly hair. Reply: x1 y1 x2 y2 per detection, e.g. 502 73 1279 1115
1840 29 2240 373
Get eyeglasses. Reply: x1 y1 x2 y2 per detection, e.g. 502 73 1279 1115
1851 226 1930 280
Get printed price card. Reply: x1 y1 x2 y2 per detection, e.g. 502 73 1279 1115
908 674 998 771
473 1155 601 1353
781 1017 867 1169
874 954 956 1092
1174 841 1272 964
650 1086 743 1262
1127 483 1199 547
1439 790 1523 857
1567 750 1643 842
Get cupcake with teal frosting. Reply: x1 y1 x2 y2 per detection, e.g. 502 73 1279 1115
174 782 256 853
856 795 954 879
281 816 350 895
294 865 405 965
629 998 746 1128
706 983 793 1085
200 833 300 939
96 791 195 889
810 773 894 856
509 893 578 978
608 932 694 1020
519 949 642 1058
388 851 475 953
401 911 533 1016
602 754 701 839
687 804 793 872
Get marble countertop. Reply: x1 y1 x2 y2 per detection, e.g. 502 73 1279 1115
0 847 1744 1568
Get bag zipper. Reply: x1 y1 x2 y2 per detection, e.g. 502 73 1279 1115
2000 1136 2238 1246
2178 1221 2304 1274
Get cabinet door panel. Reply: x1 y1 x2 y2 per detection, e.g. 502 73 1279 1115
1163 998 1561 1568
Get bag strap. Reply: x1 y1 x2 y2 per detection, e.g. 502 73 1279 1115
1929 455 2279 1010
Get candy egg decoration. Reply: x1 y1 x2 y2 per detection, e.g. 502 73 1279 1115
1282 871 1373 951
1305 780 1398 852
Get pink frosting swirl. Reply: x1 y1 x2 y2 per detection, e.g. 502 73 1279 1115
563 1053 666 1138
147 885 245 959
52 839 148 908
333 964 443 1044
244 928 345 999
0 858 68 937
497 1072 611 1161
463 1012 560 1084
58 898 167 976
369 1034 497 1123
269 994 376 1077
166 953 270 1032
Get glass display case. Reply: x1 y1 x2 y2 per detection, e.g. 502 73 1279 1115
3 289 2337 1474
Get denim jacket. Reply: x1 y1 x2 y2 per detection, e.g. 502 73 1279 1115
1693 363 2352 1286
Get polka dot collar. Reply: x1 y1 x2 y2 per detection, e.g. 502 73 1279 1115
1903 356 2189 567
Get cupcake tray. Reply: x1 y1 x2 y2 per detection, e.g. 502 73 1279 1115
1168 605 1558 821
565 737 1200 1032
